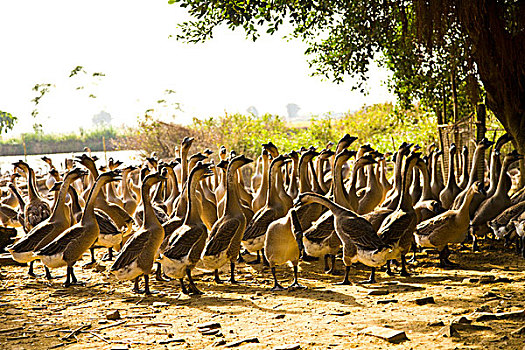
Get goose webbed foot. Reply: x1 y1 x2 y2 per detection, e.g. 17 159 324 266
83 247 97 268
270 267 285 291
288 265 306 289
213 269 223 284
335 266 352 285
399 255 411 277
186 268 203 295
359 268 376 284
246 251 261 265
101 248 114 261
44 266 54 280
28 261 37 278
155 262 170 282
385 261 395 276
228 262 240 284
179 278 189 295
325 255 337 275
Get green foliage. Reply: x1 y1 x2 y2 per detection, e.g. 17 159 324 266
0 111 17 134
0 127 128 156
122 103 437 159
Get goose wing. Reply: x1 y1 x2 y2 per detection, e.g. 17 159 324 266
95 209 120 236
415 212 451 239
243 208 278 241
205 217 242 256
37 224 83 257
111 229 150 271
304 212 334 242
164 225 207 260
363 208 393 232
8 221 53 252
26 202 51 228
337 216 385 250
378 210 416 246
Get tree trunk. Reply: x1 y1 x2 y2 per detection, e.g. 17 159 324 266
456 0 525 189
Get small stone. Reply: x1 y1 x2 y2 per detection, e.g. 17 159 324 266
427 321 445 327
256 292 263 296
367 290 389 296
478 275 495 284
359 326 408 343
413 297 435 305
201 329 220 336
329 311 350 316
152 302 170 308
475 305 491 313
438 325 459 337
494 277 512 283
482 292 497 298
462 278 479 283
275 314 285 319
5 309 23 315
274 344 301 350
197 322 221 330
474 313 498 322
452 316 471 325
158 338 185 344
224 337 260 348
106 310 121 320
213 340 227 346
377 299 398 305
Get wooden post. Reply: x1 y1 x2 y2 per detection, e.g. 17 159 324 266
23 139 27 162
476 104 486 184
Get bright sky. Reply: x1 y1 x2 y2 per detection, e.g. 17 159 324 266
0 0 395 137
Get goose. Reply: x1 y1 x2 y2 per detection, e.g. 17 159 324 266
251 156 263 193
286 150 300 199
317 149 334 194
76 154 134 234
377 152 420 277
458 146 470 190
121 165 139 216
294 192 391 284
510 212 525 258
439 143 462 209
470 151 523 248
357 151 384 214
251 150 271 212
381 142 413 209
214 146 228 204
35 171 121 287
488 200 525 241
45 169 60 192
201 155 252 283
413 157 443 222
1 173 22 208
263 209 306 291
110 172 167 294
159 162 212 295
378 153 393 202
451 138 494 217
163 162 180 216
486 134 513 197
355 144 374 191
13 161 51 232
302 152 376 274
7 183 27 229
242 155 290 264
430 149 444 200
415 181 485 267
7 168 87 278
0 200 22 228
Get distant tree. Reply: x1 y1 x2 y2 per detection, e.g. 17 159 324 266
92 111 112 127
247 106 259 117
286 103 300 120
0 111 17 134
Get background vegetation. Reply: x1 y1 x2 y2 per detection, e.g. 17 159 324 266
0 127 127 156
121 103 439 159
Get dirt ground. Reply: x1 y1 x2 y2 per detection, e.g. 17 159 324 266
0 241 524 350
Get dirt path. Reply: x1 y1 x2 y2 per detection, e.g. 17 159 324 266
1 242 524 350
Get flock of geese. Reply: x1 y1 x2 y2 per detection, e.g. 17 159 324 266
1 133 524 295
